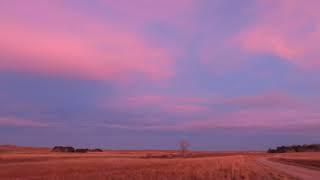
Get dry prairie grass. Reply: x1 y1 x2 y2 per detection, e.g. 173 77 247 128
271 152 320 170
0 149 297 180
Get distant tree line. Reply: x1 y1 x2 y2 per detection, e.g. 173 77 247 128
52 146 103 153
267 144 320 153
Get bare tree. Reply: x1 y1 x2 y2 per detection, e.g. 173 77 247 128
179 139 190 157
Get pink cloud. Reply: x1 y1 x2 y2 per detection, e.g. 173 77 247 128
98 123 182 131
170 104 209 113
108 92 303 117
98 0 200 51
99 106 320 132
106 92 320 131
199 39 248 74
183 92 320 131
0 117 48 128
0 1 174 81
233 0 320 68
186 107 320 131
99 0 197 25
108 94 209 115
222 92 302 108
126 95 209 107
127 95 165 106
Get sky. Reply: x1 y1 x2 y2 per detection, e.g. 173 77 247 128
0 0 319 150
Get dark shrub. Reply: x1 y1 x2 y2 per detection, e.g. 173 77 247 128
267 148 276 153
52 146 75 153
89 148 103 152
75 149 89 153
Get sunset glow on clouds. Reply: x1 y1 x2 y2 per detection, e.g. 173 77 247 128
0 117 49 128
0 0 174 81
0 0 319 150
234 0 320 68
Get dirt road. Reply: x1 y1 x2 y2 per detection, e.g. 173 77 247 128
257 157 320 180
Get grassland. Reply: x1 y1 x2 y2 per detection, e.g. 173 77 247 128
0 145 308 180
271 152 320 170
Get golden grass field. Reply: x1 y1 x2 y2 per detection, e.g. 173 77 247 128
1 145 319 180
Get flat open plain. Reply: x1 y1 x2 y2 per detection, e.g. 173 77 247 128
0 145 319 180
